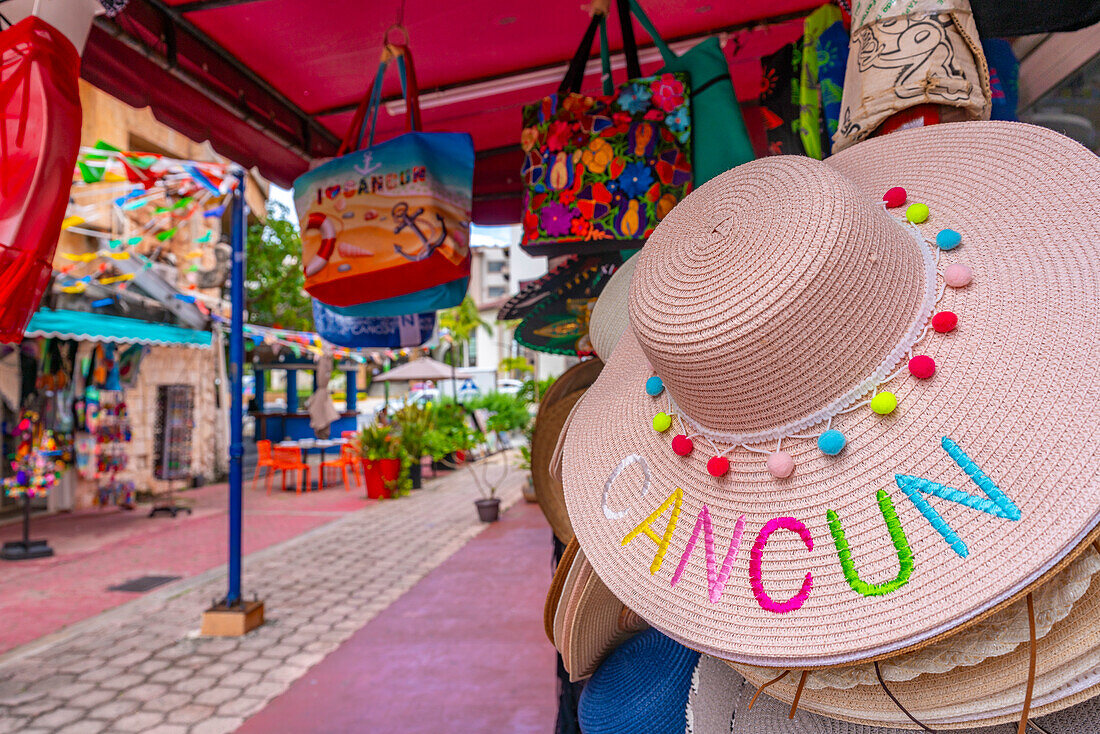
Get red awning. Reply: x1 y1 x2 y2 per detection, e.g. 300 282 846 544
82 0 817 223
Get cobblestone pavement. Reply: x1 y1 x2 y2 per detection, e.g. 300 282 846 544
0 458 525 734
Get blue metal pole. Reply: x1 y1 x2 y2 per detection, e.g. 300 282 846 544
226 167 246 606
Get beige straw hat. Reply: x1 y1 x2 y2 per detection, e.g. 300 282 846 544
560 557 649 682
532 360 604 543
545 537 581 643
560 121 1100 670
687 652 1100 734
590 253 638 362
730 550 1100 728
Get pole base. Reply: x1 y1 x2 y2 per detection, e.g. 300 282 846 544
1 539 54 561
201 599 264 637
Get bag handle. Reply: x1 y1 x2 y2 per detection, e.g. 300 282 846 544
627 0 675 65
557 1 642 96
337 33 423 155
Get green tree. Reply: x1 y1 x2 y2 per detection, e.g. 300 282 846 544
498 355 534 378
438 295 492 367
245 202 312 330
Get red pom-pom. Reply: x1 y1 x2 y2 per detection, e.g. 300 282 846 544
932 311 957 333
908 355 936 379
671 435 694 456
883 187 907 208
707 456 730 477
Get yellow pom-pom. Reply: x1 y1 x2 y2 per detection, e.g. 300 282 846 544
652 412 672 432
871 392 898 415
905 203 929 224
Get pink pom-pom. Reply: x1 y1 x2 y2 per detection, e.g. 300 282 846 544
944 264 972 288
766 451 795 479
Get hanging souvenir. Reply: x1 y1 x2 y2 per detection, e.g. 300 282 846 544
311 300 435 349
293 33 473 315
515 256 621 355
519 0 693 256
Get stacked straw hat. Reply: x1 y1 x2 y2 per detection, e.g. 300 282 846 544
557 121 1100 730
544 538 649 682
578 628 699 734
531 358 604 543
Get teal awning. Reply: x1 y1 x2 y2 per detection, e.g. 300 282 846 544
24 309 212 349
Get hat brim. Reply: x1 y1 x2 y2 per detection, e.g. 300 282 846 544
534 361 604 544
564 562 648 682
561 121 1100 667
545 537 580 643
733 565 1100 728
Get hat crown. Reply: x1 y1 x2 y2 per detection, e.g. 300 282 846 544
629 156 926 437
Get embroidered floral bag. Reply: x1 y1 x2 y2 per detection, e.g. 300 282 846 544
519 0 692 256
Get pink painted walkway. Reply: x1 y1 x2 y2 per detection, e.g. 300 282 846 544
0 480 373 654
238 500 558 734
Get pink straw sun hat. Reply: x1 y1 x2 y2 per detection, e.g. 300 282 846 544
559 121 1100 670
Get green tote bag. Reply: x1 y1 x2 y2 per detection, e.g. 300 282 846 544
629 0 755 184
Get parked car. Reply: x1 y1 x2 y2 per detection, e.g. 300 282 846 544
497 379 524 396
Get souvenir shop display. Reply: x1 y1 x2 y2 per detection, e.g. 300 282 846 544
0 16 82 344
519 0 693 256
553 121 1100 731
1 412 62 560
294 33 473 315
86 389 133 510
150 384 195 518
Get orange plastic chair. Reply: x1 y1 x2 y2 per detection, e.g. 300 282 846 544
269 446 310 494
252 440 277 490
321 444 358 492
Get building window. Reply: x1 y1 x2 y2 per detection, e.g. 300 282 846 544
467 337 477 367
487 286 506 298
487 260 506 273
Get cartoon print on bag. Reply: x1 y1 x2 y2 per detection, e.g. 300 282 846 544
391 201 447 262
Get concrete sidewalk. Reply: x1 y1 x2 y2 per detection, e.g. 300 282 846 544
0 458 530 734
238 500 557 734
0 477 371 655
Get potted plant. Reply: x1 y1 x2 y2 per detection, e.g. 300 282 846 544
392 402 435 489
468 452 510 522
357 422 403 499
428 402 484 471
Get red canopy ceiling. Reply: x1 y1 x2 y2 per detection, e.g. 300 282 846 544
82 0 818 223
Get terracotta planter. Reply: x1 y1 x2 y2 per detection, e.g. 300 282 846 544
364 458 400 499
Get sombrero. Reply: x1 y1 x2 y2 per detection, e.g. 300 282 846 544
589 252 638 362
577 628 700 734
560 122 1100 678
549 548 649 682
532 360 604 544
515 254 621 355
496 254 602 322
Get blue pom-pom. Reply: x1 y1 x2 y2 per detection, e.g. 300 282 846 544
936 229 962 251
645 375 664 397
818 429 846 456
